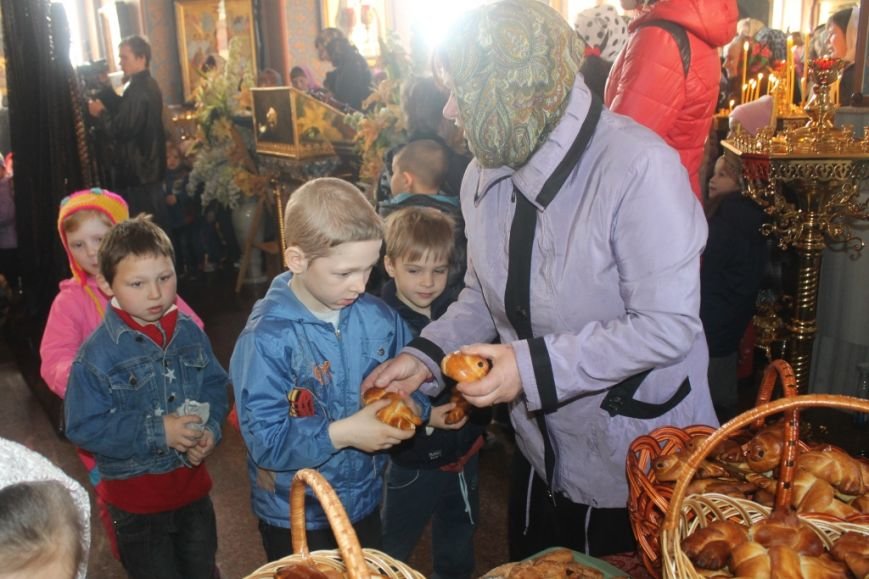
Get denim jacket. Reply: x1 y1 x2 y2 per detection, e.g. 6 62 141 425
65 307 229 480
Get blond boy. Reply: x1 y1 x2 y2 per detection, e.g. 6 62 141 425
230 178 431 561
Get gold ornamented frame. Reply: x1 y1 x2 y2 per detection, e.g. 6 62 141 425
174 0 257 101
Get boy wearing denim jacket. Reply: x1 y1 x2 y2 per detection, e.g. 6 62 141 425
65 215 229 579
230 178 430 561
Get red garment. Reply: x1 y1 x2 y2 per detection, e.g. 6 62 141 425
104 466 212 514
113 306 179 348
604 0 737 200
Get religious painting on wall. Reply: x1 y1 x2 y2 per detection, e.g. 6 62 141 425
175 0 256 101
319 0 386 64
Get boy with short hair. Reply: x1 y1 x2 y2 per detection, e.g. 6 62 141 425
65 214 229 579
380 206 486 579
230 177 430 561
377 139 467 295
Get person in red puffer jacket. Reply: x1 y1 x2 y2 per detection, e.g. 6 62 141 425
605 0 738 201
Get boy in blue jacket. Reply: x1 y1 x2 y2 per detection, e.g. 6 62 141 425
65 215 229 579
230 178 430 561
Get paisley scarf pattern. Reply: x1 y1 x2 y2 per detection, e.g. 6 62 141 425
438 0 582 169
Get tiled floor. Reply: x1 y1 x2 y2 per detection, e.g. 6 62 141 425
0 268 513 579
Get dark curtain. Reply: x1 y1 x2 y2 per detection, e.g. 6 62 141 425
1 0 91 322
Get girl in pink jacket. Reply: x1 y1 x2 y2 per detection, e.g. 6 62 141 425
39 188 203 558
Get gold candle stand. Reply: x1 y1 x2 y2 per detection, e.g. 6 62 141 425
722 58 869 391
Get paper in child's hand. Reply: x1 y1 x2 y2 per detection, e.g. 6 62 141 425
179 399 210 432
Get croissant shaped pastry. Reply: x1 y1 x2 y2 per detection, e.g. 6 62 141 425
441 352 490 383
830 531 869 579
792 469 859 519
682 520 748 570
444 389 472 425
362 387 422 431
797 446 866 496
731 542 847 579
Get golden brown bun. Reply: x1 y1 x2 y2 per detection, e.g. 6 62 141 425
682 520 749 570
747 510 823 557
792 469 859 518
830 531 869 578
444 389 472 425
732 542 848 579
851 494 869 514
441 352 490 383
361 387 422 431
797 446 866 495
745 421 786 473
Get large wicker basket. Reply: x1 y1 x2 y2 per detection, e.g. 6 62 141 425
244 469 424 579
659 394 869 578
626 359 801 577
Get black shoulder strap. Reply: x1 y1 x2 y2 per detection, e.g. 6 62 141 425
504 96 602 490
637 20 691 77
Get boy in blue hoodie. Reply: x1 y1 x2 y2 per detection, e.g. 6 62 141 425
230 178 430 561
380 207 486 579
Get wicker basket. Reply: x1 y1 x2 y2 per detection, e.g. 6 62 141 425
659 394 869 578
244 469 424 579
626 359 800 577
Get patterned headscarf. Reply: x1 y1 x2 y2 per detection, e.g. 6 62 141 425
574 5 629 62
436 0 583 169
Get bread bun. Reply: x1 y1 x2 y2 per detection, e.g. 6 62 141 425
362 387 422 431
441 352 490 383
444 389 472 425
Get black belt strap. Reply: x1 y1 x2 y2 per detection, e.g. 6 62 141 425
600 371 691 419
504 96 602 488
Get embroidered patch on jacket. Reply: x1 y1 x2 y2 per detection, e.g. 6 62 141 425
312 360 332 385
287 388 315 417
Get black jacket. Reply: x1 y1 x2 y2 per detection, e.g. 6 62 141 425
381 281 488 469
98 70 166 188
700 193 768 357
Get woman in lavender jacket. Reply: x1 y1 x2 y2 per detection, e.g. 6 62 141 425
363 0 717 559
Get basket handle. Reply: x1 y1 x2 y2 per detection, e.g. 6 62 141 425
751 359 798 430
289 469 369 579
662 394 869 534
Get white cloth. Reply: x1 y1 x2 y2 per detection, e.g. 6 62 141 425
0 437 91 579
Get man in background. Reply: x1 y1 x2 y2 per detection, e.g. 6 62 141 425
88 35 168 230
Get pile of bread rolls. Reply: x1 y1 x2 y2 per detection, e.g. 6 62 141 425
651 421 869 518
682 512 868 577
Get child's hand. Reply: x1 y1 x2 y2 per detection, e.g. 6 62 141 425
164 414 203 452
328 400 416 452
186 428 215 466
429 402 468 430
166 194 178 207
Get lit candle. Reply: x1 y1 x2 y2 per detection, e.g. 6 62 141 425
742 83 748 103
786 35 794 108
749 79 757 102
801 33 810 106
742 40 749 102
757 73 764 100
729 99 735 113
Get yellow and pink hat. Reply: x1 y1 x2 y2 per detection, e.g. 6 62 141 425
57 188 129 284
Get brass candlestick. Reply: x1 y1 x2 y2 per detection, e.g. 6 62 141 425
723 58 869 391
